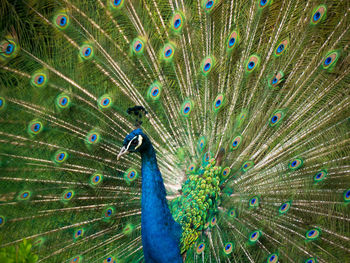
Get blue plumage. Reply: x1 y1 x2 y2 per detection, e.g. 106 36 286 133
121 129 182 263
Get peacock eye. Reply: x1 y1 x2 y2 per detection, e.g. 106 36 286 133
131 139 138 145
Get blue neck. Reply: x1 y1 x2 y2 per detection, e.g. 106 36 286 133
140 141 167 206
140 137 182 262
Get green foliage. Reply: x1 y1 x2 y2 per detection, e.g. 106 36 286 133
0 239 38 263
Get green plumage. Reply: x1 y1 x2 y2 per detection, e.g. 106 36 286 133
0 0 350 262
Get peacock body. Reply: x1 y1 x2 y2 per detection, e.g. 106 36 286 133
119 127 182 262
1 0 350 262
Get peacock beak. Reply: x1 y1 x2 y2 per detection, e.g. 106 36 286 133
117 146 129 160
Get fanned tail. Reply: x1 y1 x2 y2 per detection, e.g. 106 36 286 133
1 0 350 262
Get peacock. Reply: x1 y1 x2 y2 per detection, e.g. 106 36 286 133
0 0 349 262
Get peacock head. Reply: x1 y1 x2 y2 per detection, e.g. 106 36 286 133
117 128 146 160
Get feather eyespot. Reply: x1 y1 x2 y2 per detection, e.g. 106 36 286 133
110 0 124 9
202 0 216 12
201 56 215 75
314 170 327 183
59 16 67 26
62 190 74 202
1 39 18 59
34 75 44 85
5 43 14 54
203 151 212 164
172 12 184 32
242 160 254 172
206 1 213 8
269 71 284 88
314 12 320 21
132 38 145 55
165 49 172 57
128 170 136 179
227 31 239 51
188 163 196 173
275 39 289 57
174 19 181 28
279 201 291 214
306 228 320 241
148 81 162 100
223 242 233 254
222 167 231 178
210 216 217 226
69 255 83 263
277 44 284 53
54 13 70 29
288 158 303 170
228 209 236 218
102 98 110 106
90 134 97 142
231 135 242 150
266 253 279 263
124 168 138 184
53 150 68 164
249 196 260 208
322 51 339 70
28 120 43 135
311 5 327 25
258 0 271 9
162 43 175 61
246 55 260 73
196 242 205 254
151 88 159 96
269 110 284 126
213 94 224 112
236 110 248 128
197 136 207 152
90 172 103 186
103 206 116 220
18 190 31 201
305 258 318 263
60 98 68 106
31 72 48 88
98 95 113 109
56 94 71 109
229 37 235 47
104 256 115 263
181 100 193 117
249 230 261 243
86 131 100 145
79 44 94 60
74 228 84 240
